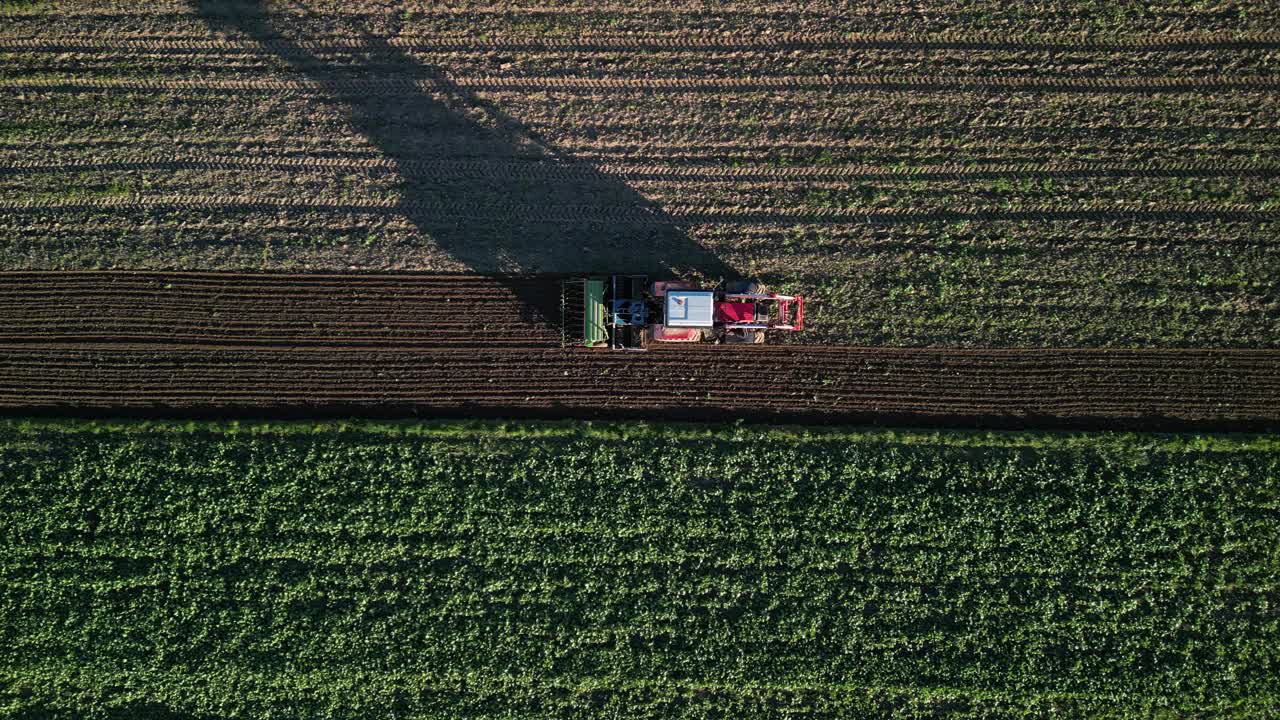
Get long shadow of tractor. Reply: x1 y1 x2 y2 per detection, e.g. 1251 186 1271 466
193 0 736 324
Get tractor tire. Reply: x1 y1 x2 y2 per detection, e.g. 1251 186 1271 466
724 279 764 295
723 329 766 344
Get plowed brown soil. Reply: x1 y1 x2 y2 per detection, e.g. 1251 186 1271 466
2 272 1276 430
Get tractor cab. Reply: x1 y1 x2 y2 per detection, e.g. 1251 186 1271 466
651 285 714 343
561 275 804 349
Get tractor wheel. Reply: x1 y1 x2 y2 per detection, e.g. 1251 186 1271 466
723 329 766 344
724 279 764 295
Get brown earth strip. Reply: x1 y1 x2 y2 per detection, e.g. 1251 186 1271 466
6 32 1280 52
6 197 1277 224
7 157 1279 180
0 272 1275 430
7 76 1280 93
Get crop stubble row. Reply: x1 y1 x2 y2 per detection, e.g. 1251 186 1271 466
8 156 1277 180
8 76 1280 93
5 195 1277 223
6 32 1280 50
0 273 1275 429
9 1 1280 35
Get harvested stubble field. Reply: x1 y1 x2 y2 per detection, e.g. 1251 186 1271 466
2 272 1278 430
2 419 1278 719
2 1 1279 346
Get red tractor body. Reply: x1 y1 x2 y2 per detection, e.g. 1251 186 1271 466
563 276 804 349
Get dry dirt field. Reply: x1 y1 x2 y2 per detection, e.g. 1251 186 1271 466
2 0 1279 346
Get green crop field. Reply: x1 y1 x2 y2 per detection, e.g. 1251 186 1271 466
2 419 1277 719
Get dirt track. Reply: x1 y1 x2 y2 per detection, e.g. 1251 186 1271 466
1 272 1276 430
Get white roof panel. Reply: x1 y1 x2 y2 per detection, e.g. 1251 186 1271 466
666 290 714 327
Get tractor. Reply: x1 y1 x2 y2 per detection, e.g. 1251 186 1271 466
561 275 804 349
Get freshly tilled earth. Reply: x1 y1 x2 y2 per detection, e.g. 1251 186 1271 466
2 272 1276 430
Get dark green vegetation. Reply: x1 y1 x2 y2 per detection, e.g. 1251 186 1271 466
2 419 1277 718
2 1 1279 346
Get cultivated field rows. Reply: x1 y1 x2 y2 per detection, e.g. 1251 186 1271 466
10 0 1280 35
2 1 1278 348
0 273 1275 429
8 41 1280 79
5 345 1277 429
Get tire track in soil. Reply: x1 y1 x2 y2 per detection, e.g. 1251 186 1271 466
16 2 1280 23
5 156 1279 182
5 33 1280 52
5 75 1280 93
4 196 1277 224
10 136 1271 166
0 272 1275 431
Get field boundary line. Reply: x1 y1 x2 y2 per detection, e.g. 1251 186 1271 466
0 195 656 222
4 76 1280 93
0 4 1129 17
3 155 1280 181
665 204 1280 222
4 33 1280 52
5 195 1279 223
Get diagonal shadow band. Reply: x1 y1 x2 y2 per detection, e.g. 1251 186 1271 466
192 0 736 324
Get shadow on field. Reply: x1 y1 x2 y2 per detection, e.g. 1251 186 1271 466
192 0 734 322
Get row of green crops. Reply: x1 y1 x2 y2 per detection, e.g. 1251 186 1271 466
2 419 1278 719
